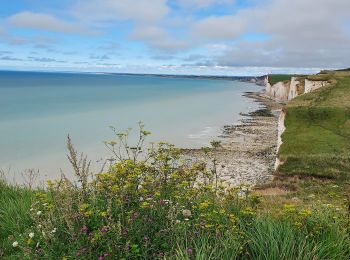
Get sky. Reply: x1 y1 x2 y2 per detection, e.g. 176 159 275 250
0 0 350 76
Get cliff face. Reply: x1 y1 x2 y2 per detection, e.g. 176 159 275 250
274 110 286 170
304 79 328 93
265 77 290 101
265 75 329 171
265 76 328 102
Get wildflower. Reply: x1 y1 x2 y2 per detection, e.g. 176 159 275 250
159 251 164 257
104 252 109 257
81 226 89 234
36 242 40 248
37 211 42 216
184 218 189 221
187 248 193 255
12 241 19 247
38 224 42 228
98 256 103 260
51 228 57 234
100 227 108 233
199 202 209 209
29 232 35 238
182 209 192 218
122 227 129 236
144 236 150 242
30 208 34 211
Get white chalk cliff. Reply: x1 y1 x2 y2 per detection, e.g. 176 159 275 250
265 76 329 170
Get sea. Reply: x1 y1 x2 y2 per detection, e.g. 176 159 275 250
0 71 261 182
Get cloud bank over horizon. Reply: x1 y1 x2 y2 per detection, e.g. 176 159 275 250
0 0 350 75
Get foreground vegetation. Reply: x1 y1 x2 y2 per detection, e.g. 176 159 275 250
0 123 349 259
278 70 350 178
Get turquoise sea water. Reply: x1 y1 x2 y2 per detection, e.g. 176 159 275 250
0 71 261 181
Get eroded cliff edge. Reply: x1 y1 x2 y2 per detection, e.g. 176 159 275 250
264 74 330 171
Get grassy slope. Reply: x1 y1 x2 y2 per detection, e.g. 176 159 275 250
268 74 292 85
278 71 350 178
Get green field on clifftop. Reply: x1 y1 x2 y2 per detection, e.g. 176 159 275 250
278 71 350 179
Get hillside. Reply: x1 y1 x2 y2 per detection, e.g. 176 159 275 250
277 70 350 178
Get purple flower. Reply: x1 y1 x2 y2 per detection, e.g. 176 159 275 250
122 227 128 236
81 226 89 234
130 212 139 221
159 251 164 257
187 248 193 255
103 252 109 257
98 256 103 260
100 227 108 233
144 236 150 242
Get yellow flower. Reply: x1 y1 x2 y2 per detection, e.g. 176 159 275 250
199 202 210 209
84 210 93 217
100 211 108 217
79 203 89 212
141 202 150 208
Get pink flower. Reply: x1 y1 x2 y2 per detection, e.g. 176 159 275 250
98 256 103 260
187 248 193 255
81 226 89 234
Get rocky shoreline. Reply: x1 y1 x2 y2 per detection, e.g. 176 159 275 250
182 91 283 187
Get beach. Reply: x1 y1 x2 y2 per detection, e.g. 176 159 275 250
183 90 283 187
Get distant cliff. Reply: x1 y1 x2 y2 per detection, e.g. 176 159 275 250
264 75 329 102
264 74 331 170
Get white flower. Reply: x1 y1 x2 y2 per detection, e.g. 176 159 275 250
184 218 189 221
36 211 42 216
30 208 34 211
12 241 19 247
182 209 192 218
36 242 40 248
51 228 57 234
29 232 35 238
38 224 42 228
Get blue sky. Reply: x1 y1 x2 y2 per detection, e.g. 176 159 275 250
0 0 350 75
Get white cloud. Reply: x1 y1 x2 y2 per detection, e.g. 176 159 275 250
192 15 245 40
175 0 235 9
8 12 85 34
73 0 169 24
130 25 189 50
197 0 350 67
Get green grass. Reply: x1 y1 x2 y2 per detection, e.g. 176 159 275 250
268 74 293 85
0 178 34 258
278 71 350 178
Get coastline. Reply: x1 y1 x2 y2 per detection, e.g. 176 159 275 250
182 89 283 187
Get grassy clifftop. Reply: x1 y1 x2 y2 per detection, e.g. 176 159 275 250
268 74 292 85
278 70 350 179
